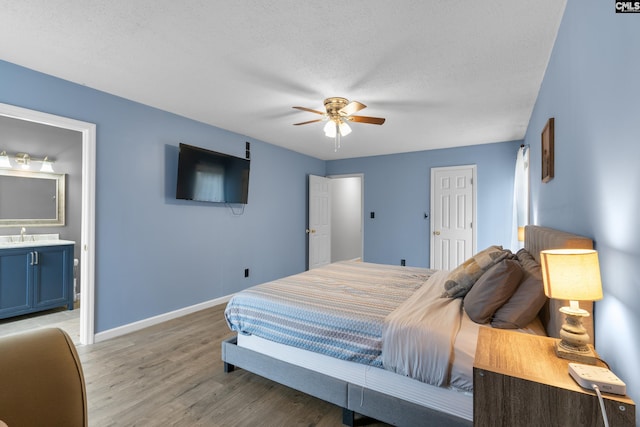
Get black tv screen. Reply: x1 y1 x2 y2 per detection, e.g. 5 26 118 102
176 143 250 204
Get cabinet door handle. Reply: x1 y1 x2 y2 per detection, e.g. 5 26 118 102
34 251 39 265
30 251 34 266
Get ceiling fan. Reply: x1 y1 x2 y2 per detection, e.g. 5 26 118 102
292 97 386 151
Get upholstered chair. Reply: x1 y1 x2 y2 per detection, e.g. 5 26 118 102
0 328 87 427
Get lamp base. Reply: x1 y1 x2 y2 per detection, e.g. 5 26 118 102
554 304 597 364
555 339 597 365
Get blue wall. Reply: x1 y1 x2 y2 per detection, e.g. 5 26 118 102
0 60 325 332
1 59 520 334
327 140 520 267
525 0 640 406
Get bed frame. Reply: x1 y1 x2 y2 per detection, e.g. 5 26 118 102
221 225 594 426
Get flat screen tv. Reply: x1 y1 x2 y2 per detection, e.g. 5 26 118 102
176 143 250 204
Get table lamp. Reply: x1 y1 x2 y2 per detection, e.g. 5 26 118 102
540 249 603 364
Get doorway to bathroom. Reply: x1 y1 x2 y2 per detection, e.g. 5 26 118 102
0 102 96 345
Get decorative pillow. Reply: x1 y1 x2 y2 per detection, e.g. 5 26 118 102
491 249 548 329
442 245 511 298
515 248 539 271
463 259 523 324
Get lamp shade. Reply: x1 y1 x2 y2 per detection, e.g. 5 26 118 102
338 121 352 136
323 120 337 138
40 158 54 173
0 151 10 168
540 249 603 301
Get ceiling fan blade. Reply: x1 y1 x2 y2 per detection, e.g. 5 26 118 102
339 101 367 116
349 115 386 125
292 106 325 115
293 119 324 126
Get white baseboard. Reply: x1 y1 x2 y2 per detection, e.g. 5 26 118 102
94 294 234 343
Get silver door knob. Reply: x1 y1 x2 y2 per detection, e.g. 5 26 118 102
433 230 441 235
306 229 316 234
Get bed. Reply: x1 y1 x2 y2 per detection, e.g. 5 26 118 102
221 225 594 426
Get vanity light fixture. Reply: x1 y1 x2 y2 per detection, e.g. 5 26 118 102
0 151 10 168
0 151 55 172
16 153 31 169
40 156 55 173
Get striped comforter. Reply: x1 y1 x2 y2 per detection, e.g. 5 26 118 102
224 261 435 367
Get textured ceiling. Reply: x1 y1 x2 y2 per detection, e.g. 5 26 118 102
0 1 567 160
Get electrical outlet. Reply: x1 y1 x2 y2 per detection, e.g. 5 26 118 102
244 268 249 278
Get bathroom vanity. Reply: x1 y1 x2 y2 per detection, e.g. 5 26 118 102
0 235 74 320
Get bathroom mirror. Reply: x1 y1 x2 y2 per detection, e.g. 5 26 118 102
0 169 65 227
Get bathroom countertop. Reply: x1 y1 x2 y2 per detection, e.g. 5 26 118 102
0 234 75 249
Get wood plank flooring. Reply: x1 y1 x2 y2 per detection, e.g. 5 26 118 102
76 304 390 427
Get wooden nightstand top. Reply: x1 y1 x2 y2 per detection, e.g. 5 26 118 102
474 326 635 406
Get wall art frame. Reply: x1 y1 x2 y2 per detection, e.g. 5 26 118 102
541 117 554 183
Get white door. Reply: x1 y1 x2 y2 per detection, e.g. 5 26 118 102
430 166 476 270
308 175 331 269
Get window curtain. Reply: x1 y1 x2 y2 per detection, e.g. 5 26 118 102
511 145 529 251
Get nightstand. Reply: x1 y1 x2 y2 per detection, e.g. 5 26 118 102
473 327 635 427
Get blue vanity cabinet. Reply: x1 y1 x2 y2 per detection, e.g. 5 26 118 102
0 248 32 318
0 244 74 320
32 245 74 311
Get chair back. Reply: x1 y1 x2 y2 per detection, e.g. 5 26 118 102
0 328 87 427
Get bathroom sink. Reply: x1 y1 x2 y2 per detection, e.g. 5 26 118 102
0 234 75 248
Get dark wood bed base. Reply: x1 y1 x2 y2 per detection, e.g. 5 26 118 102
222 336 471 427
221 226 594 426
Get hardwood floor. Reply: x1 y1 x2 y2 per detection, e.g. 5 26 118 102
76 304 390 427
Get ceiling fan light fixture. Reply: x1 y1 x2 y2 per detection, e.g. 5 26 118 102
323 120 337 138
338 121 351 137
293 97 385 151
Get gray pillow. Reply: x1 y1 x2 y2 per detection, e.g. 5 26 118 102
491 249 547 329
515 248 539 271
463 259 523 324
442 245 511 298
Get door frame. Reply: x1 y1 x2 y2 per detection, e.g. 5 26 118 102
0 102 96 345
429 165 477 269
328 173 364 262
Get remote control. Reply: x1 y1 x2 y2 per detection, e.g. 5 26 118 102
568 362 626 395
